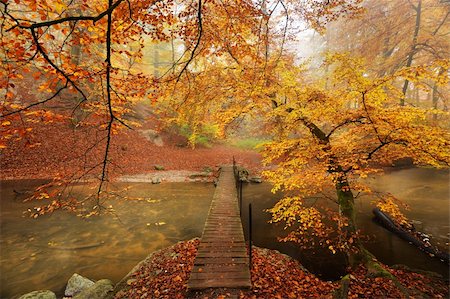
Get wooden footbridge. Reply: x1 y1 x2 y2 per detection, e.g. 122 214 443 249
187 165 251 290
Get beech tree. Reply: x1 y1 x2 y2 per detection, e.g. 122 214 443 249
325 0 449 107
0 0 269 213
175 43 450 266
259 53 448 260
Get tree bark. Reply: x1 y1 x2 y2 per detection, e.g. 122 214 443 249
401 0 422 105
298 117 361 264
432 67 445 120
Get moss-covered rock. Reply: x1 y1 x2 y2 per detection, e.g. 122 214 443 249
18 290 56 299
73 279 113 299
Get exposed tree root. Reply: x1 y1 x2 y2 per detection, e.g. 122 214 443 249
334 248 418 298
333 274 351 299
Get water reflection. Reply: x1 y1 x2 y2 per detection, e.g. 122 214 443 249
0 168 448 297
0 181 213 298
241 168 449 280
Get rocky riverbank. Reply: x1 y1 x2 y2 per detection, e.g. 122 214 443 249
18 274 114 299
19 239 449 299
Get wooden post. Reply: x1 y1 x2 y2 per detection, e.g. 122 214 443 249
248 203 253 270
239 180 243 216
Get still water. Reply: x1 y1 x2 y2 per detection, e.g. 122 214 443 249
240 168 449 280
0 182 213 298
1 168 449 297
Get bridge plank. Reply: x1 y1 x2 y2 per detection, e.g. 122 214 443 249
187 165 251 290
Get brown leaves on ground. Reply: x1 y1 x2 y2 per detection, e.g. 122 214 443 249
0 121 262 180
247 248 336 298
391 266 450 298
112 239 449 299
344 266 404 298
343 264 450 298
114 239 200 299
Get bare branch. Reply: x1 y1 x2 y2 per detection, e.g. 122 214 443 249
97 0 115 203
326 117 367 139
176 0 203 83
3 0 126 31
31 28 88 103
0 81 68 118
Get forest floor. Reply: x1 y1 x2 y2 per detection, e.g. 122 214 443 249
0 120 262 180
111 238 449 299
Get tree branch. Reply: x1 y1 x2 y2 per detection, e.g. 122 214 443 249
97 0 115 204
176 0 203 82
3 0 126 31
1 81 68 118
31 28 88 104
326 117 367 139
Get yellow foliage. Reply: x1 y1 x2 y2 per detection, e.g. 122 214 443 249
375 196 410 226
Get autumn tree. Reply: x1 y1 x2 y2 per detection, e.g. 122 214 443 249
258 53 449 273
325 0 449 108
1 0 269 213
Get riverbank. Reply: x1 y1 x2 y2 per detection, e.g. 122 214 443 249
111 238 337 298
0 121 262 180
40 239 446 299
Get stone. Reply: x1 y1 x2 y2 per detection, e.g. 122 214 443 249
249 176 263 183
236 166 250 182
392 157 414 167
154 165 165 170
65 273 95 297
141 129 164 147
203 166 213 173
73 279 113 299
188 172 209 179
151 177 161 184
19 290 56 299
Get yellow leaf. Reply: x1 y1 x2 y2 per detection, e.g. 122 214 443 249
54 2 66 13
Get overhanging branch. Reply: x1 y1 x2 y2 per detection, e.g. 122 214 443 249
176 0 203 82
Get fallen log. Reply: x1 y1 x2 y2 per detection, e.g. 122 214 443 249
372 208 449 264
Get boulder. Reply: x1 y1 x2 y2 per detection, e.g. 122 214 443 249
203 166 213 173
151 177 162 184
65 273 95 297
141 129 164 147
236 166 250 182
19 290 56 299
249 176 263 183
73 279 113 299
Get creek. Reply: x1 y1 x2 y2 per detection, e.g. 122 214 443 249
0 168 448 297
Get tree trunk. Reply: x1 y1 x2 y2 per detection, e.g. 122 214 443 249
432 67 444 120
298 117 363 265
401 0 422 105
336 173 357 234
